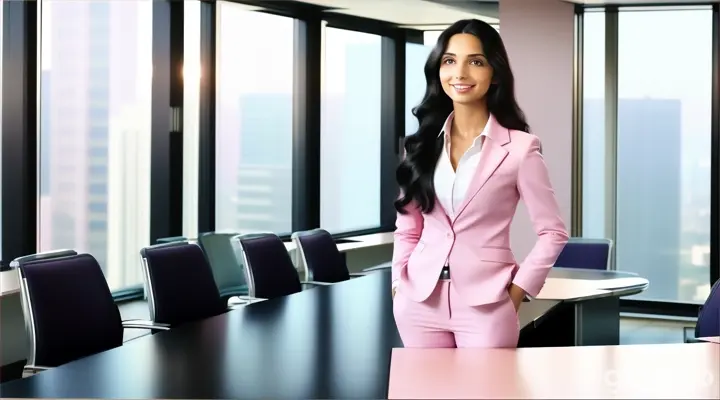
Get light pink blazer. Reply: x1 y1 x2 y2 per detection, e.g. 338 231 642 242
392 117 568 306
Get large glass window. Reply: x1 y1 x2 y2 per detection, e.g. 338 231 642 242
183 0 201 239
405 42 432 136
320 28 382 234
616 8 713 303
38 0 153 291
581 11 606 238
215 2 294 235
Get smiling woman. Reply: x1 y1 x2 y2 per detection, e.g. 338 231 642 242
391 19 568 350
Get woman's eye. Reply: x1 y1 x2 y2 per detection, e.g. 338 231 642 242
471 60 484 66
443 58 455 64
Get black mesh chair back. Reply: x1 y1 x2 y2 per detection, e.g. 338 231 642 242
233 233 302 299
293 229 350 283
10 249 79 348
18 253 123 368
696 278 720 338
140 242 226 326
554 238 612 270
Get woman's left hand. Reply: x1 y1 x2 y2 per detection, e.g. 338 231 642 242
507 284 526 312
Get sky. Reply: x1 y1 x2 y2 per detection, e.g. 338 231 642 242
583 8 713 101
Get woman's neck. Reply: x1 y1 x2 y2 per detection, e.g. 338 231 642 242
451 102 489 140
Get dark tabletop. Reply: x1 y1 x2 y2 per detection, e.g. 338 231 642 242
0 270 560 399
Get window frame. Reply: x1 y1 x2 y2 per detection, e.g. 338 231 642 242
574 3 720 317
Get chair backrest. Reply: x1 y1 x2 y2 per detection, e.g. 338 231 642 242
197 232 248 298
10 250 79 364
156 236 188 244
140 242 226 326
231 233 302 299
18 253 123 368
696 278 720 338
554 238 612 270
292 228 349 283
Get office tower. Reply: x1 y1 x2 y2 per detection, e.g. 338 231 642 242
41 1 150 288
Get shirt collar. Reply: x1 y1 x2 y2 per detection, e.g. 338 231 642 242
437 111 494 144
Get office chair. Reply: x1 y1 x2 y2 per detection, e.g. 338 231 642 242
197 232 249 300
291 228 368 283
11 249 79 355
144 238 189 300
231 233 330 300
685 279 720 342
13 252 166 376
140 242 245 328
554 237 613 270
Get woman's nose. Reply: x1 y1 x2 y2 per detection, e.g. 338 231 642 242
453 64 469 80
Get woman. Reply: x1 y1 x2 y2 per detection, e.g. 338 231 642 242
392 19 568 349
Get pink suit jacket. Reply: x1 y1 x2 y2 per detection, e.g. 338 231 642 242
392 119 569 306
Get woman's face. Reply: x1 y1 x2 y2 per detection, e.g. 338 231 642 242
439 33 494 105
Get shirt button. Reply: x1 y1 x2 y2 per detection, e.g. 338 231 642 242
446 232 452 238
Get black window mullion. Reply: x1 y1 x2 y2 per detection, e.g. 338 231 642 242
1 0 38 265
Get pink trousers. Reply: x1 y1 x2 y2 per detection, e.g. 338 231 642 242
393 280 520 348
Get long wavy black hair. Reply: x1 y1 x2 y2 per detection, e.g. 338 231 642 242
395 19 529 215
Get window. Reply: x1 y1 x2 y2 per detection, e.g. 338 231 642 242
320 27 382 233
405 42 432 136
215 2 294 234
581 11 606 238
616 9 712 303
423 30 441 46
38 0 152 291
182 0 201 238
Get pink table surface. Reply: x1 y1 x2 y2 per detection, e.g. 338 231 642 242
388 343 720 399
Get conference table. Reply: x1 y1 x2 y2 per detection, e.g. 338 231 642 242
370 263 650 347
0 268 657 399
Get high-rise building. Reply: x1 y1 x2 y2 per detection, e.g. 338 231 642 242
41 1 151 289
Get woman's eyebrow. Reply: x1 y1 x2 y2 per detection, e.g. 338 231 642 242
443 52 486 58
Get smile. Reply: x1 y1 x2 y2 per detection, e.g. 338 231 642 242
451 84 475 93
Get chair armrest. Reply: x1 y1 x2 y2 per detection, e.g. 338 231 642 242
349 272 370 278
23 364 49 372
22 365 50 378
227 295 266 308
684 326 697 343
302 280 334 286
122 319 171 331
228 299 268 311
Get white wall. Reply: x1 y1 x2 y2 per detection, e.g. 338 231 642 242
499 0 576 258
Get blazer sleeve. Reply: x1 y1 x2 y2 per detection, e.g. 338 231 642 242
392 199 424 287
512 135 569 297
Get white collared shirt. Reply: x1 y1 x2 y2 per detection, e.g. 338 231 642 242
433 112 491 219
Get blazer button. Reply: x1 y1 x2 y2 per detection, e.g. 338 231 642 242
446 232 452 238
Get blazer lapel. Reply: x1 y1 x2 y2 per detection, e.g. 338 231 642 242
452 123 511 223
433 195 453 227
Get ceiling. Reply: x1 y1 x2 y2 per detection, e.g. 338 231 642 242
291 0 718 28
293 0 499 28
